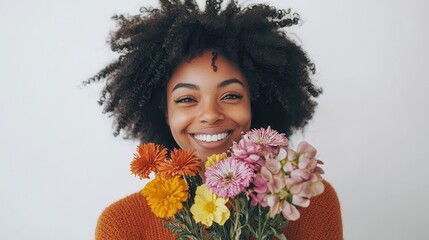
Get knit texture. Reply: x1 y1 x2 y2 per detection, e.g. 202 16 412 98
95 181 342 240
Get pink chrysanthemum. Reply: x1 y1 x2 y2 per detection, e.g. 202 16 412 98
246 126 288 147
232 138 264 170
205 157 255 198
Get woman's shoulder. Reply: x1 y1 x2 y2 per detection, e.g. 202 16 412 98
284 180 343 240
95 192 173 240
99 192 148 218
313 180 342 209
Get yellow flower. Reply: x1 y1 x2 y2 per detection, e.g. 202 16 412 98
190 184 230 227
205 153 228 169
141 175 189 218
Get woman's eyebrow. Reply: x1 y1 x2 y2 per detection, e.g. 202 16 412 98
171 79 244 92
217 78 244 88
171 83 200 92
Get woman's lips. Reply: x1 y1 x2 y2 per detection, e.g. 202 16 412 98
193 131 230 142
190 130 233 149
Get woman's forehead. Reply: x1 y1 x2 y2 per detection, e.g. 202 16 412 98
167 51 248 90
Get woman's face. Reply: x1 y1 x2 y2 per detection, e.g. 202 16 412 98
166 51 251 161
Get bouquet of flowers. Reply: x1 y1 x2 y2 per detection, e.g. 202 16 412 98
130 127 325 240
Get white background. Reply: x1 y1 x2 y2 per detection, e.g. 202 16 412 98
1 0 428 239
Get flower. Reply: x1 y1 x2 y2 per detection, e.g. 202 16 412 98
252 141 325 221
266 195 300 221
253 173 269 194
264 157 282 175
132 127 325 239
158 148 201 178
261 166 287 194
190 184 230 227
141 175 189 218
205 157 255 198
299 174 325 198
205 152 228 169
284 141 325 198
263 173 303 221
130 143 167 179
250 174 269 206
296 141 318 169
232 137 263 169
246 126 288 147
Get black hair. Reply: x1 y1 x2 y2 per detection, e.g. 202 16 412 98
85 0 322 149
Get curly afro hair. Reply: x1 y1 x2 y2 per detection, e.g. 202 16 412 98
86 0 322 149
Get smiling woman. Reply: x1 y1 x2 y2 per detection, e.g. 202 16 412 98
166 51 251 161
87 0 342 239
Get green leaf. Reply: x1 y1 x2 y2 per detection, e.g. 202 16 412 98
271 226 287 240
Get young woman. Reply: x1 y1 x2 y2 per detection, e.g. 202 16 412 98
88 1 343 239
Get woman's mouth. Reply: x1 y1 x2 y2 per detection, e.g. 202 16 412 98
192 131 232 142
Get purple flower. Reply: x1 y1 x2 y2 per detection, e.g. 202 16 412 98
250 174 269 206
205 157 255 198
232 137 264 170
246 126 288 147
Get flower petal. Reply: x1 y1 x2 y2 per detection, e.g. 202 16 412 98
292 195 310 207
275 147 287 160
282 202 300 221
261 166 272 181
287 149 297 161
289 183 303 195
265 158 281 174
283 162 295 172
311 181 325 196
297 141 317 158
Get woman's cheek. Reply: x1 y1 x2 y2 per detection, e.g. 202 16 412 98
238 101 252 129
167 109 193 147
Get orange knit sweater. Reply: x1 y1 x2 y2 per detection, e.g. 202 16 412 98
95 181 342 240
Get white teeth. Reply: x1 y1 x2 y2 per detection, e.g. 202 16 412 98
194 132 229 142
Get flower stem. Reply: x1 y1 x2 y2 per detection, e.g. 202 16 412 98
230 198 242 240
260 214 270 239
255 206 270 240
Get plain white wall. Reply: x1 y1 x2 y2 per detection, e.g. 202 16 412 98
1 0 428 239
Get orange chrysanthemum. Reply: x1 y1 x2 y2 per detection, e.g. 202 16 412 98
130 143 167 179
157 148 202 178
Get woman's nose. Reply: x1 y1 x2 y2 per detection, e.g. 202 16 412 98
198 100 225 124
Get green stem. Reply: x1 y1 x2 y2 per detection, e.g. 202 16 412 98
230 199 242 240
260 213 270 240
255 206 270 240
256 205 262 239
223 223 228 239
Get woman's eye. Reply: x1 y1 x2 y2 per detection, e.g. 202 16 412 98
174 97 196 103
222 94 243 100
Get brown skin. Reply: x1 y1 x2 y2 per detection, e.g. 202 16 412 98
166 51 251 161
